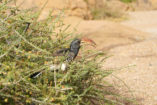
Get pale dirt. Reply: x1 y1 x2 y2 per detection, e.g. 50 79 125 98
99 11 157 105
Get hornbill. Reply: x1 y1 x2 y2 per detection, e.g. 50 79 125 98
30 38 96 78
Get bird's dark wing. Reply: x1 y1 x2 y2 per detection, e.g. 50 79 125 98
53 48 70 56
30 48 70 79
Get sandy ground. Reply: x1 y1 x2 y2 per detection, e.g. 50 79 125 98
111 11 157 105
64 11 157 105
122 11 157 36
103 11 157 105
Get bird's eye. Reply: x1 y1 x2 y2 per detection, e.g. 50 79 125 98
77 40 81 44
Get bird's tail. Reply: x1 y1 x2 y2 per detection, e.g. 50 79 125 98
30 71 43 78
30 63 67 79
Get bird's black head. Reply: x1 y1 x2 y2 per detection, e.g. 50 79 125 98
70 39 81 50
67 38 96 62
68 39 81 60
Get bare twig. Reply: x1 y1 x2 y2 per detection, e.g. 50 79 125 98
54 67 57 89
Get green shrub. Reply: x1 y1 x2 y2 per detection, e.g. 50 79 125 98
85 0 125 20
120 0 136 3
0 1 117 105
91 7 123 20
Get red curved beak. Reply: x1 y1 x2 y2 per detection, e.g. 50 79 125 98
81 37 96 48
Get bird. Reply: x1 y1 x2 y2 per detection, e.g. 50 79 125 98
57 39 81 62
30 38 96 78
